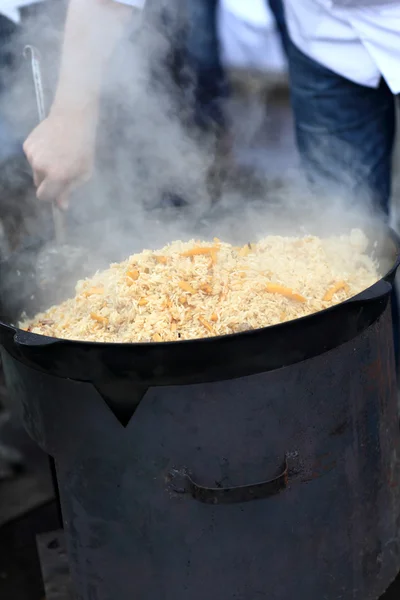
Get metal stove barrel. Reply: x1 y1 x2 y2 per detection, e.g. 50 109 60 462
1 302 400 600
0 226 399 600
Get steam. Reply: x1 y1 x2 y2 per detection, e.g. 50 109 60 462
0 1 393 320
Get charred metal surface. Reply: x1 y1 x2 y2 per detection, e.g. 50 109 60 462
1 306 400 600
33 529 400 600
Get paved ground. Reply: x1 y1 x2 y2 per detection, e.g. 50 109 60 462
0 500 59 600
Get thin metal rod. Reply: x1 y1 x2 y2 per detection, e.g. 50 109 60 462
24 45 46 122
24 45 66 245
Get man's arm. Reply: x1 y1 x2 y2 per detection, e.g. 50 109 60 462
53 0 140 113
24 0 143 207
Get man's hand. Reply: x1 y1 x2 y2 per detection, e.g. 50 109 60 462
23 0 135 208
23 110 96 209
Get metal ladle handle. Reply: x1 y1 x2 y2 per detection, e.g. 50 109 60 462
24 45 66 245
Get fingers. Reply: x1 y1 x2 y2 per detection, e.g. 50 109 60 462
23 118 94 208
57 189 72 211
36 171 87 209
35 168 91 208
24 134 64 201
23 132 38 167
31 161 47 191
36 177 71 208
33 169 43 189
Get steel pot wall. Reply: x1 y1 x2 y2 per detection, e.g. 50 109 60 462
1 304 400 600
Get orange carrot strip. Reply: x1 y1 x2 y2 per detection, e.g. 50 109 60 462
138 298 149 306
200 283 213 295
181 246 219 257
127 269 140 281
265 283 306 303
90 313 108 325
323 281 349 302
198 316 214 334
152 333 162 342
83 287 104 297
155 255 168 264
210 313 218 322
178 281 197 294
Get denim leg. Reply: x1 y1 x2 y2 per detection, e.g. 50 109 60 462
287 39 399 367
267 0 289 58
287 39 395 216
185 0 229 131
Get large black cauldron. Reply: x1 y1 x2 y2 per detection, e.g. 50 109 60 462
0 224 399 600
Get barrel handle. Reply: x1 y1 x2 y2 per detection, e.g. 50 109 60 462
167 457 288 505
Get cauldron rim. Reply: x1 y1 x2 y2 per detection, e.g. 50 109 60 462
3 226 399 348
2 277 395 348
0 226 398 385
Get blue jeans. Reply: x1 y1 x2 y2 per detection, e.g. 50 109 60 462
185 0 228 131
184 0 288 130
287 39 399 365
268 0 289 57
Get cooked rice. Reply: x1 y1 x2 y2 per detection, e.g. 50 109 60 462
21 229 380 343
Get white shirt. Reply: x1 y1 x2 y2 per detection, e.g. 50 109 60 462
114 0 146 7
218 0 287 73
0 0 146 24
284 0 400 93
0 0 43 23
123 0 400 93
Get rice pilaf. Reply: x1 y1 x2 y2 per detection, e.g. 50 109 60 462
21 229 379 342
